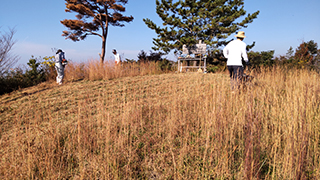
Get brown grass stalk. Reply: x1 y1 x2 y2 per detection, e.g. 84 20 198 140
0 65 320 179
63 60 163 82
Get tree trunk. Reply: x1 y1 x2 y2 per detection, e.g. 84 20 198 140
100 23 108 64
100 37 106 64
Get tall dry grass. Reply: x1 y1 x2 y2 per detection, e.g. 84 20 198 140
0 65 320 179
64 60 163 82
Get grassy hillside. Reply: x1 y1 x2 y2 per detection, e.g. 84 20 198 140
1 67 320 179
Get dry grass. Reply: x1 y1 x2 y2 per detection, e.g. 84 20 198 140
64 60 163 82
0 65 320 179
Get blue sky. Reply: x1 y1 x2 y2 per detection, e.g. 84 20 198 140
1 0 319 66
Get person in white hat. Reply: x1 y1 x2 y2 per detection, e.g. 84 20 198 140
223 31 249 91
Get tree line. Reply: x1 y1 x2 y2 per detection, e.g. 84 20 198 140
1 0 319 95
61 0 259 63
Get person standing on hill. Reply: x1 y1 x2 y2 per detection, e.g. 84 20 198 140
112 49 122 65
55 49 66 85
223 31 250 91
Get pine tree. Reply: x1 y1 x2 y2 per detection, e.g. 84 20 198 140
286 46 294 59
144 0 259 54
61 0 134 63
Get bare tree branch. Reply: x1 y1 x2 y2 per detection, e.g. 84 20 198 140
0 28 19 76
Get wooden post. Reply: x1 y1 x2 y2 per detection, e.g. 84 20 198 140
204 57 207 72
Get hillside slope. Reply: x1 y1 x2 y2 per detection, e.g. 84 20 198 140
1 69 320 179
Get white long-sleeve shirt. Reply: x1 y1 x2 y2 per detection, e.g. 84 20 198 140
223 39 248 66
114 53 121 64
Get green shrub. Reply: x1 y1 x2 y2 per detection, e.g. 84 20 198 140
157 59 173 72
24 57 47 85
247 50 275 68
41 56 56 80
206 64 220 73
0 68 28 95
0 56 50 95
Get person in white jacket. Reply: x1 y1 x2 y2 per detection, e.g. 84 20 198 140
112 49 121 65
223 31 250 91
55 49 66 85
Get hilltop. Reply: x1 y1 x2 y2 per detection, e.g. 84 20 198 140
1 69 320 179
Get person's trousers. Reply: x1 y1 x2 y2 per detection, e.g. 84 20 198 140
227 66 244 90
55 63 65 84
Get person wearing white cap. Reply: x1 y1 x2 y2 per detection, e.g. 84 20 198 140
112 49 121 65
223 31 249 91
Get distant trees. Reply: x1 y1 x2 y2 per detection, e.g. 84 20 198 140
137 50 164 62
247 50 275 68
206 40 319 72
0 28 19 76
275 40 319 69
136 50 173 71
0 56 48 95
61 0 134 63
143 0 259 54
315 49 320 67
294 40 318 66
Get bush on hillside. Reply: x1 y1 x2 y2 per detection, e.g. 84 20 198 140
41 56 56 80
136 50 174 72
0 68 26 95
0 56 50 95
247 50 275 69
25 57 47 85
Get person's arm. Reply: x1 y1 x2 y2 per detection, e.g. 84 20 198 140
242 44 248 62
223 45 229 59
